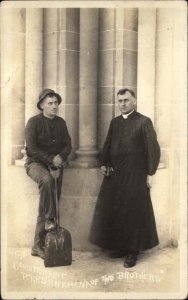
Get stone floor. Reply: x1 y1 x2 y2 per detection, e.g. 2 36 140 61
2 245 186 299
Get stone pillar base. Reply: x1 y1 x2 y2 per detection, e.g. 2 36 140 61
70 149 100 168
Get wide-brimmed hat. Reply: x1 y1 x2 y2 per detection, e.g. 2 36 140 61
37 89 62 110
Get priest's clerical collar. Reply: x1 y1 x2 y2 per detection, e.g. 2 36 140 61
122 109 135 119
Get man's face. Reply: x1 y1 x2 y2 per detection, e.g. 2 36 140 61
118 91 136 114
40 95 59 118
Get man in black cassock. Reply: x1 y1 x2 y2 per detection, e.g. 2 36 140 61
90 88 160 268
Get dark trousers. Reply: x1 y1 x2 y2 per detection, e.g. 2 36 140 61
25 162 63 248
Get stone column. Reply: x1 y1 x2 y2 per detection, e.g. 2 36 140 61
155 9 174 160
169 8 187 245
137 8 156 122
97 8 116 151
25 8 43 123
58 8 80 161
154 9 174 243
72 9 99 168
115 8 138 116
43 8 59 91
1 8 25 163
155 7 187 245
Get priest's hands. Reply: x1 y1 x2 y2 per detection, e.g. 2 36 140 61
101 165 114 176
147 175 152 189
101 166 107 175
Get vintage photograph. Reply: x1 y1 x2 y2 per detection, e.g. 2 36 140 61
1 0 187 299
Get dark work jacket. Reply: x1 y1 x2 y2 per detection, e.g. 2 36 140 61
100 111 160 175
25 113 72 168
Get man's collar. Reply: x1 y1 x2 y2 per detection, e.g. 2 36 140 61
42 113 56 120
122 110 135 119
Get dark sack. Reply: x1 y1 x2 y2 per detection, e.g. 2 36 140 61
44 226 72 267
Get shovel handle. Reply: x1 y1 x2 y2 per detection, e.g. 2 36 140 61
54 177 59 227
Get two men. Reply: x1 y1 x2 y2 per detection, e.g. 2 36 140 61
25 87 160 267
90 88 160 268
25 89 71 259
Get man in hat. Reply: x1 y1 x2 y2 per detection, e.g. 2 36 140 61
25 89 72 259
90 88 160 268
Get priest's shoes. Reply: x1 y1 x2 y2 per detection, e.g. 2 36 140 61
124 254 137 268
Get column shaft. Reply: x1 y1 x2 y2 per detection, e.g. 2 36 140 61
25 8 43 123
97 8 116 151
122 9 138 90
114 8 124 116
58 8 80 161
170 8 187 242
155 7 187 244
73 9 99 167
1 8 25 163
155 10 174 239
137 8 156 122
115 8 138 115
155 9 173 149
43 8 59 90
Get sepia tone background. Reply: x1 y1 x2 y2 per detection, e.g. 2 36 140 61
1 5 187 254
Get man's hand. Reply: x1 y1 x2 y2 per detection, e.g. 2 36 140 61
53 154 63 168
147 175 152 189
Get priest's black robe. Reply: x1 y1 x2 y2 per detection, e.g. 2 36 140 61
89 111 160 254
